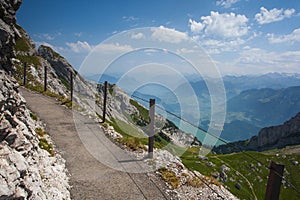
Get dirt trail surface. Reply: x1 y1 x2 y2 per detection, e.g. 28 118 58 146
20 88 169 200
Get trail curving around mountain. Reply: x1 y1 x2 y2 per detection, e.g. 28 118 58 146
20 88 169 200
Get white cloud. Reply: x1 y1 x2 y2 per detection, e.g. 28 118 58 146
189 19 205 34
34 33 54 41
215 51 300 75
224 47 300 74
268 28 300 44
43 34 54 40
189 11 249 38
66 41 94 53
201 38 245 54
216 0 239 8
255 7 295 24
131 32 144 39
122 16 139 21
74 32 82 37
151 26 189 43
94 43 133 54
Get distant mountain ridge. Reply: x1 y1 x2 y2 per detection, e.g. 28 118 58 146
213 112 300 154
227 86 300 126
223 72 300 98
100 73 300 142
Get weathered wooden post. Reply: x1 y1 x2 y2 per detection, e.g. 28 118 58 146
148 98 155 158
102 81 108 123
23 62 27 86
265 161 285 200
70 70 73 102
44 66 47 92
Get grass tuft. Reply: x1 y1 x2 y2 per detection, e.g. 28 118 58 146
39 138 55 156
60 97 72 109
30 112 38 121
158 167 180 189
35 127 46 137
187 177 204 188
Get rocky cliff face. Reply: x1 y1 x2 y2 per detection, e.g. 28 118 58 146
0 1 78 100
0 0 22 72
38 45 75 90
0 1 71 199
38 45 97 104
255 112 300 150
0 71 70 199
213 112 300 154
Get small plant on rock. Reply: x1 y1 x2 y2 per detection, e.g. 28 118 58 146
30 112 38 121
39 138 55 156
158 167 180 189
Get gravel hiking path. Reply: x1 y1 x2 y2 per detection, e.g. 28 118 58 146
20 88 169 200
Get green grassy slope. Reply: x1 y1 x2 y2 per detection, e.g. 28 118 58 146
181 146 300 200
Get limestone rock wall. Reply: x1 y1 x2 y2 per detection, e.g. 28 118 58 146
257 112 300 150
0 70 70 199
0 0 22 72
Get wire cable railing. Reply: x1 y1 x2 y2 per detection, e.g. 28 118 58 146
97 82 300 198
128 92 300 198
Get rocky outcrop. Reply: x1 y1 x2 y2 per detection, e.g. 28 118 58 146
254 112 300 150
131 149 237 199
161 120 201 148
0 1 71 198
0 0 22 72
38 45 75 87
1 0 73 98
213 112 300 154
0 0 21 24
0 70 70 199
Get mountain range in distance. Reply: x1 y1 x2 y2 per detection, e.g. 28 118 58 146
85 72 300 144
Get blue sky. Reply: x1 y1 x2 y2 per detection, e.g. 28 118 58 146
17 0 300 75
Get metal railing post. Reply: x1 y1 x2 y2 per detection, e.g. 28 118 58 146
148 98 155 158
265 160 284 200
44 66 47 92
102 81 108 123
70 70 73 102
23 62 27 86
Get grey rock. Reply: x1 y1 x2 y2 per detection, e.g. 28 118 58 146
221 164 230 172
214 111 300 153
0 70 70 199
212 172 219 179
235 183 241 190
198 155 208 160
5 132 17 145
220 171 228 182
206 161 216 167
292 160 298 165
0 0 22 72
247 113 300 151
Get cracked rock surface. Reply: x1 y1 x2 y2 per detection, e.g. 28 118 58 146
0 70 70 199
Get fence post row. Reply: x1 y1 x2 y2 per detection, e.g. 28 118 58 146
102 81 108 123
44 66 47 92
148 98 155 159
265 161 285 200
23 62 27 86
